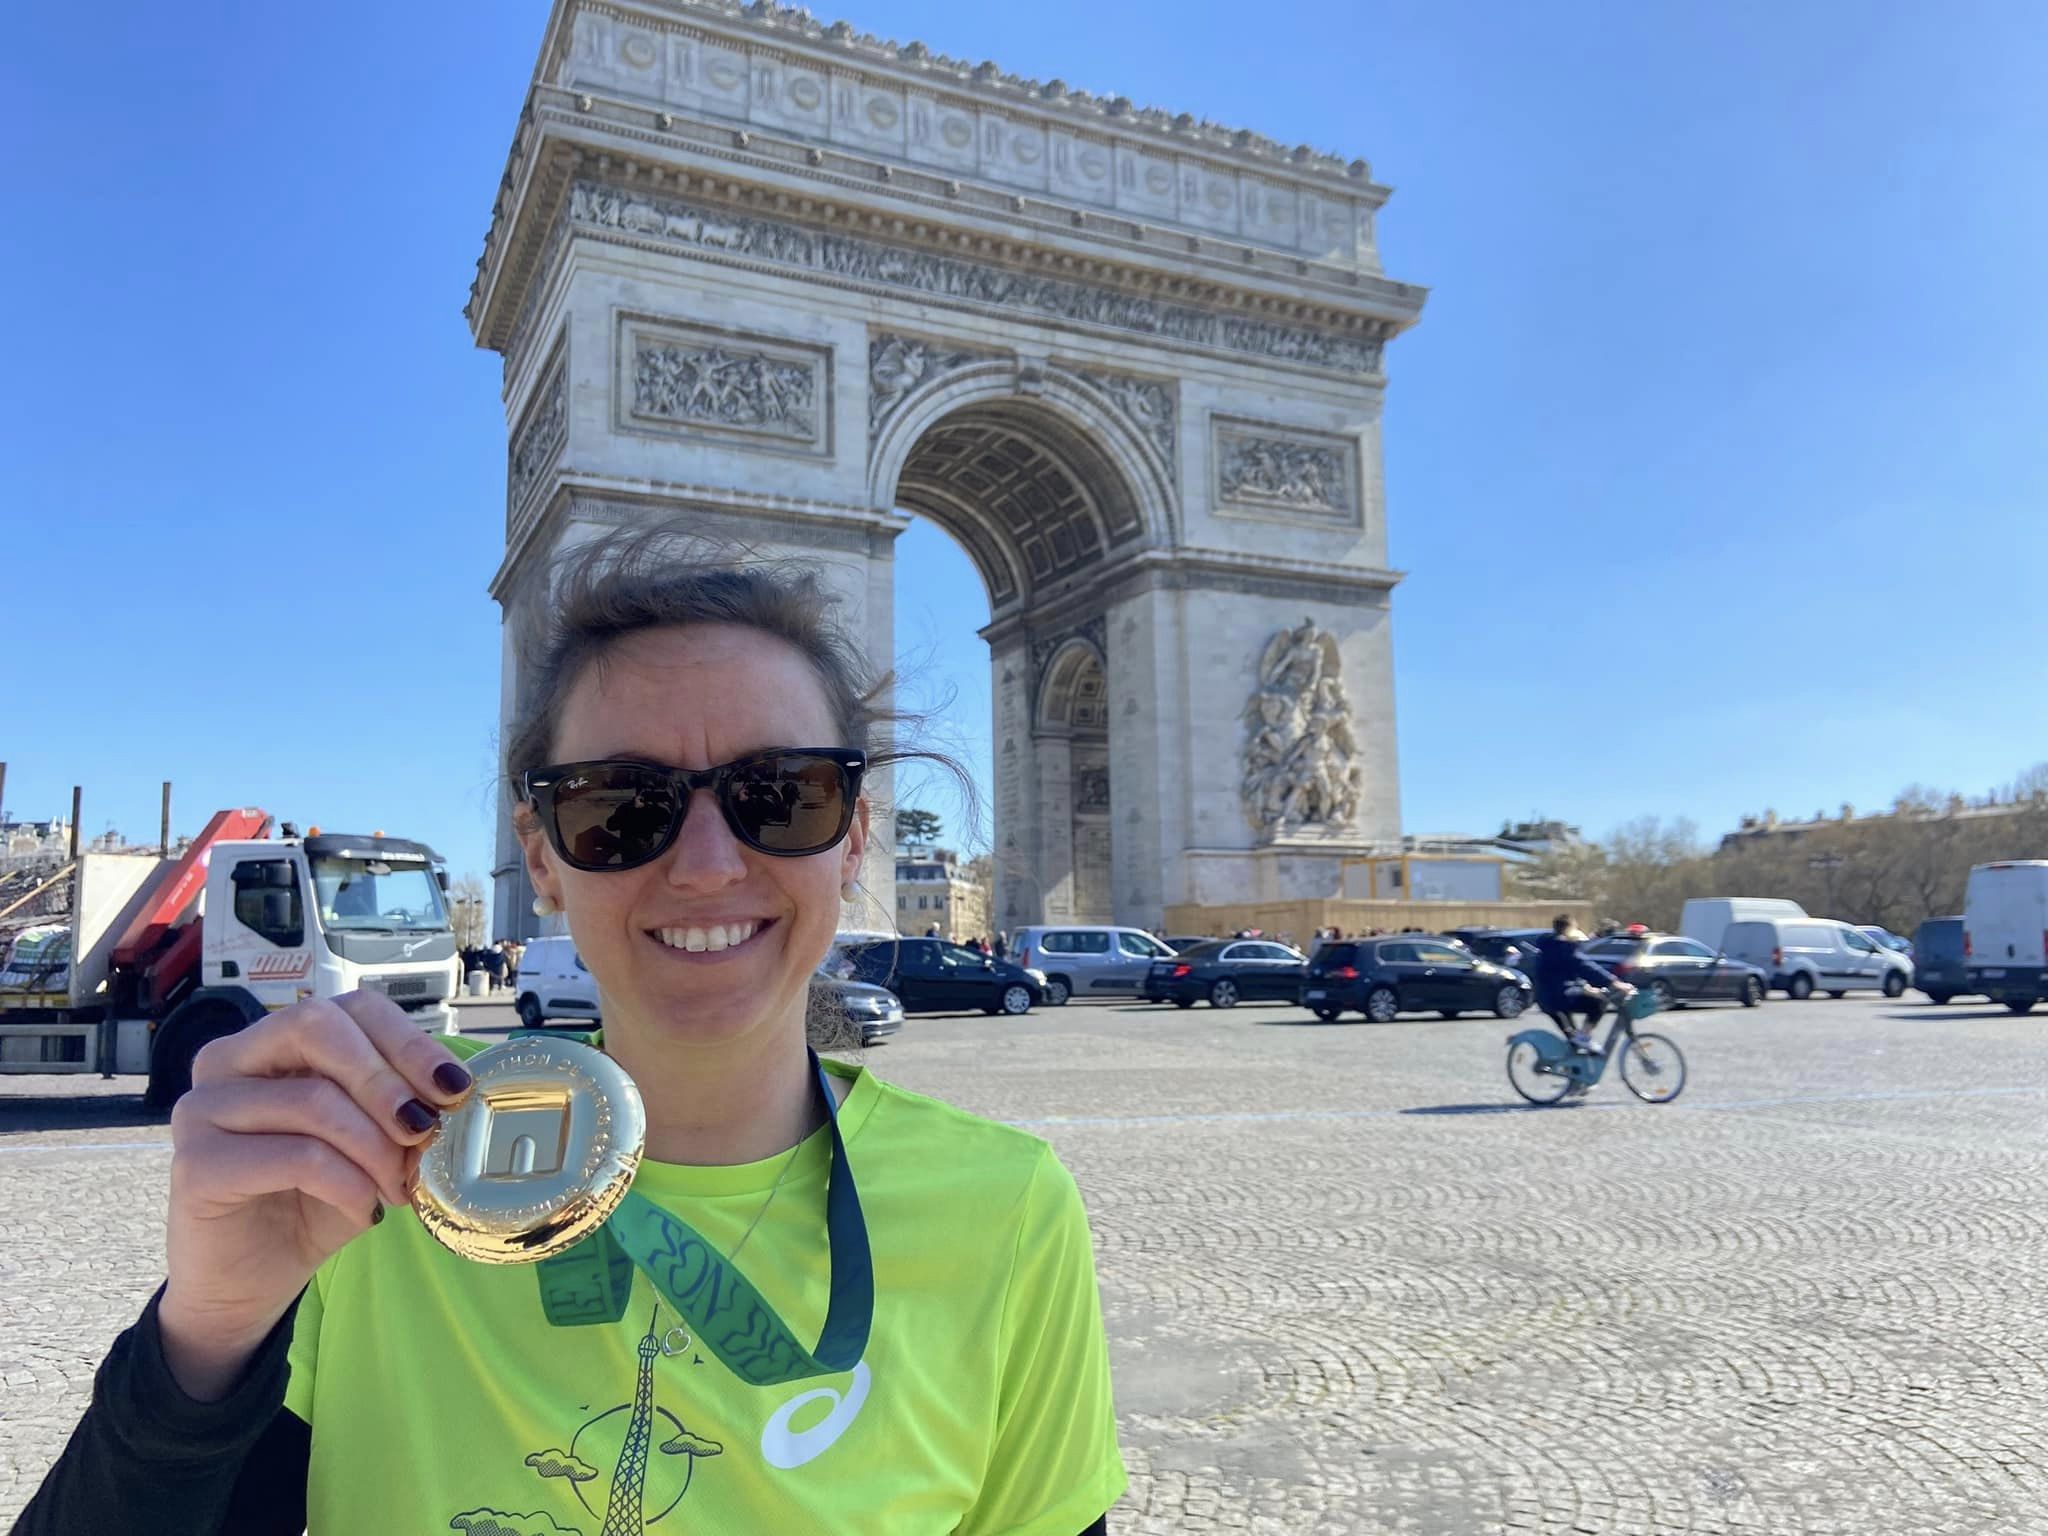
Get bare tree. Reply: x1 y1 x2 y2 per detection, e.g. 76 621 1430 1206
448 873 488 950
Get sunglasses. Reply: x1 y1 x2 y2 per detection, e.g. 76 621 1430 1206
521 748 867 871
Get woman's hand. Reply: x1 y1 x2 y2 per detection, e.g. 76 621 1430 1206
157 991 473 1401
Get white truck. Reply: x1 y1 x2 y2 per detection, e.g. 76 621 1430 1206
0 807 461 1106
1963 860 2048 1015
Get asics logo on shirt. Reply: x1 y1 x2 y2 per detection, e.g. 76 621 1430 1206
760 1361 872 1469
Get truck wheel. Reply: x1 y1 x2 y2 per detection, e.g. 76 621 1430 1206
143 1006 245 1110
1787 974 1814 1000
516 994 545 1030
1882 972 1906 998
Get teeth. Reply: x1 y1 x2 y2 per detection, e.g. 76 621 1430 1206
655 921 758 953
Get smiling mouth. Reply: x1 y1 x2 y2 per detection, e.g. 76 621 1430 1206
645 919 775 958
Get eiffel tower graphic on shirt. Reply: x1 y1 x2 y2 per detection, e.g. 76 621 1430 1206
455 1309 724 1534
599 1314 665 1534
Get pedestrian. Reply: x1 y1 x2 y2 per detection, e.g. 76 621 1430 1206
481 944 505 993
21 533 1126 1536
925 922 941 938
993 932 1009 960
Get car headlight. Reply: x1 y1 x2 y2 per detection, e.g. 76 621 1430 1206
1026 968 1047 985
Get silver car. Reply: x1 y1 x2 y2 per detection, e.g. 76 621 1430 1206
1008 925 1178 1005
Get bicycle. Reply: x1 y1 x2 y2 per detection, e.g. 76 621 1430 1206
1504 986 1687 1105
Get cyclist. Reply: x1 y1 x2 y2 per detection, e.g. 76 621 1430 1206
1533 915 1633 1051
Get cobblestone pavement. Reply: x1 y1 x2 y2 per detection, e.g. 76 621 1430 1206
6 993 2048 1532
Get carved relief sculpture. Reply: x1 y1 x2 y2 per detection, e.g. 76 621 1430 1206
571 181 1383 376
868 334 992 432
507 357 567 525
1220 435 1349 513
634 341 816 440
1241 620 1363 835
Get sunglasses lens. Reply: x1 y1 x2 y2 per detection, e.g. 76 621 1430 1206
728 754 852 853
550 765 681 869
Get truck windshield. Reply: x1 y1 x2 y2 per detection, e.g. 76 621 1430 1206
310 855 451 933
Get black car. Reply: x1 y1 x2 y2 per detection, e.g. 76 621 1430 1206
1448 927 1550 975
1302 936 1533 1023
1578 932 1767 1009
841 938 1043 1015
1143 939 1307 1008
1911 916 1974 1004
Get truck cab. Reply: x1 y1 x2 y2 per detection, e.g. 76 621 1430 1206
203 833 459 1027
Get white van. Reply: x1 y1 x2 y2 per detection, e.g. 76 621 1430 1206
514 935 601 1029
1723 917 1909 1000
1963 861 2048 1014
1680 897 1808 953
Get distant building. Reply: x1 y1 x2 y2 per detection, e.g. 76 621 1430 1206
894 847 991 940
1719 797 2044 852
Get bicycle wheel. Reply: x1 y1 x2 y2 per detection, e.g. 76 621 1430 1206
1506 1039 1573 1105
1619 1031 1687 1103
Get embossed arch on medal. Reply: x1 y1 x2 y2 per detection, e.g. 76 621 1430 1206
413 1037 647 1263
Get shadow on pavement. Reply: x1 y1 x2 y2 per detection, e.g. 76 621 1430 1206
1882 1005 2035 1021
0 1094 166 1133
1401 1101 1576 1116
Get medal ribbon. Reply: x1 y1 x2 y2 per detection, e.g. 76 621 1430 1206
516 1034 873 1386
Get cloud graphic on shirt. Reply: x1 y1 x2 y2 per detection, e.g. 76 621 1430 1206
524 1447 600 1482
449 1509 585 1536
660 1428 725 1459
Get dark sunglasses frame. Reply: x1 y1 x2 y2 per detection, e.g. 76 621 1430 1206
521 747 868 870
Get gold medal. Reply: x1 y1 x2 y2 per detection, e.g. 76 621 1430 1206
411 1036 646 1264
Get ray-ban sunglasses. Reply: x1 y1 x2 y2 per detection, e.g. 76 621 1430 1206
521 748 868 870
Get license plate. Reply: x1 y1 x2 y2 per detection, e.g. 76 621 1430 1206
1305 989 1326 1000
1981 969 2007 978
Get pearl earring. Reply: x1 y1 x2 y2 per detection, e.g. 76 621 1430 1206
840 880 859 902
532 895 560 917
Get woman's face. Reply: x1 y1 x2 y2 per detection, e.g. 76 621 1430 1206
519 623 866 1051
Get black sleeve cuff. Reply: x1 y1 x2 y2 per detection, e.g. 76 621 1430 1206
110 1283 301 1463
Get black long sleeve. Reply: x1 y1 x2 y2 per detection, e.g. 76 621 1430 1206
9 1286 309 1536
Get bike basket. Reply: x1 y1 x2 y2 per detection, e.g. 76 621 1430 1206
1623 989 1660 1020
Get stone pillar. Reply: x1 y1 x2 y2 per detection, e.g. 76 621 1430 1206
989 637 1036 934
1104 585 1179 932
1033 730 1076 921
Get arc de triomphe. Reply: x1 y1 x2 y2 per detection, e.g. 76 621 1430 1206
475 0 1426 939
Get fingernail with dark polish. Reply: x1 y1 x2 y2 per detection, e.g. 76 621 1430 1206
433 1062 472 1096
396 1099 439 1135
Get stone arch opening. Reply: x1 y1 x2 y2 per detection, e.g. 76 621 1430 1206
882 388 1150 930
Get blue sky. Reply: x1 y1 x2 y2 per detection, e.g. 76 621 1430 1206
4 2 2043 922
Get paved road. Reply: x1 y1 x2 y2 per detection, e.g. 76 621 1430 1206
6 991 2048 1532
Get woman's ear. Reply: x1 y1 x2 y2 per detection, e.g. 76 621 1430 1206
514 802 565 914
842 795 871 881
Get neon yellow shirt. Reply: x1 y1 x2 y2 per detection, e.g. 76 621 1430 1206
284 1044 1125 1534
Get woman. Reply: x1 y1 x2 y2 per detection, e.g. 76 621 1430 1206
20 535 1126 1534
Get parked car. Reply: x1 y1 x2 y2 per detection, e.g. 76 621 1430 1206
1963 860 2048 1014
840 937 1043 1015
513 935 600 1029
1577 931 1769 1009
1859 925 1914 957
1448 927 1548 976
811 960 905 1046
1008 925 1178 1005
1298 936 1533 1023
1160 935 1217 954
1142 939 1307 1008
1911 916 1973 1004
1720 918 1910 999
1679 896 1808 953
